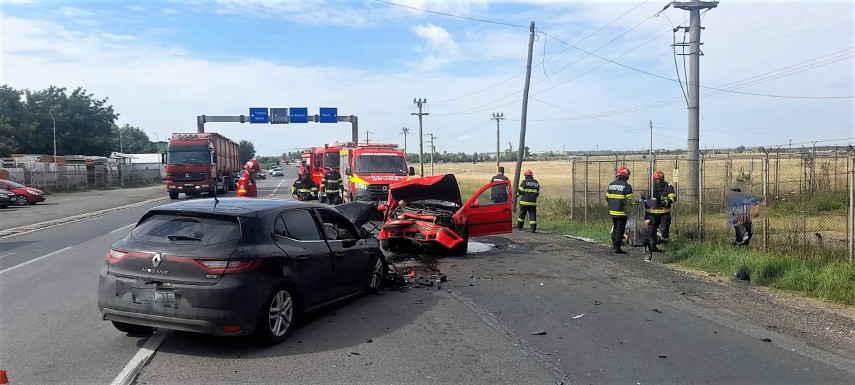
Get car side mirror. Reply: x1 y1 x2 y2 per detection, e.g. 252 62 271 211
471 201 481 208
161 153 166 164
345 166 352 176
408 166 415 176
211 151 217 164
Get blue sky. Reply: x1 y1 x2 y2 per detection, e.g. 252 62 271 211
2 0 853 157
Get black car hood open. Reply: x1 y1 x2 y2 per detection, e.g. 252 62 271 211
389 174 462 206
335 201 376 228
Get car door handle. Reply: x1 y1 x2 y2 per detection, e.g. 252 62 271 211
502 208 511 212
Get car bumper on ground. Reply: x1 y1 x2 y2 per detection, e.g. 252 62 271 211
379 220 464 249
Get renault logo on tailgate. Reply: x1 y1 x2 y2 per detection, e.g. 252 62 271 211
152 253 162 268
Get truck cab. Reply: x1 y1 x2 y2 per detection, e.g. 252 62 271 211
339 143 414 203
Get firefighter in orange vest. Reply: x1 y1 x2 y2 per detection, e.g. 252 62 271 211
236 160 260 197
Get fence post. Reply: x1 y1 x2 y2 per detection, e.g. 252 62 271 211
584 156 589 223
849 155 854 263
570 158 576 220
763 154 770 251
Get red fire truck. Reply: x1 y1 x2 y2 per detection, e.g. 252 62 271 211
301 142 413 203
164 132 240 199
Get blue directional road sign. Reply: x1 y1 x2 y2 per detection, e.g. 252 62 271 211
249 107 269 123
319 107 338 123
290 107 309 123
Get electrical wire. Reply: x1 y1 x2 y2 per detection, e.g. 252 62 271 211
372 0 528 29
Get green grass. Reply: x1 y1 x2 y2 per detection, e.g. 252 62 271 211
536 196 855 306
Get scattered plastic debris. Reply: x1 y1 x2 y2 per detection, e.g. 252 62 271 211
366 338 373 343
468 241 494 253
658 354 667 358
761 338 772 342
594 301 602 305
652 308 663 313
531 331 547 336
412 300 424 304
539 283 545 286
570 313 585 319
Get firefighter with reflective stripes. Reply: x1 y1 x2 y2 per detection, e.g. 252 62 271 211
642 170 675 254
291 167 319 201
236 160 260 198
516 169 540 233
320 165 344 204
606 167 633 254
652 170 677 242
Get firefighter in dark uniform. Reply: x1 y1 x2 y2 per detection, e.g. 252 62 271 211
490 166 509 203
516 169 540 233
320 165 344 204
642 170 676 255
606 167 634 254
652 170 677 242
290 167 319 201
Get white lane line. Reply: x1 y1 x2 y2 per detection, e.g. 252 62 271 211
0 252 17 260
0 246 72 275
110 330 169 385
110 223 136 234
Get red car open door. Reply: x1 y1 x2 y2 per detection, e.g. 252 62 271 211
455 180 513 237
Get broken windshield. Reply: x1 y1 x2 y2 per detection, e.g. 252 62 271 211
354 155 407 174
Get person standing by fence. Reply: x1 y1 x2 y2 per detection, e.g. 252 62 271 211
607 167 634 254
728 184 760 246
490 166 509 203
653 170 677 242
516 169 540 233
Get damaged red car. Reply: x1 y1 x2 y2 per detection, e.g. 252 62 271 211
377 174 513 256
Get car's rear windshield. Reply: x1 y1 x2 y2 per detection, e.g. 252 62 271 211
131 213 242 245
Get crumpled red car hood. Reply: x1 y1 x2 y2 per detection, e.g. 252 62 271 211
388 174 461 206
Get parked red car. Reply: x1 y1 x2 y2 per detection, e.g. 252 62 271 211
0 179 46 205
377 174 512 256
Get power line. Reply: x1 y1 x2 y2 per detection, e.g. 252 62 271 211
372 0 528 29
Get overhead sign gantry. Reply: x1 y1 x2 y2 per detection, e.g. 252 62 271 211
196 107 359 143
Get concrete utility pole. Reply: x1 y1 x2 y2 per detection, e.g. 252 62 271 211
650 120 655 199
492 113 505 171
512 21 536 210
412 99 428 176
364 130 372 144
673 0 717 204
426 133 438 176
400 127 409 157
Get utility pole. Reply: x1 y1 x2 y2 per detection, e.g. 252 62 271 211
650 120 655 199
673 0 717 205
492 113 505 171
364 130 372 144
512 21 536 210
412 98 428 176
400 127 409 157
426 133 438 176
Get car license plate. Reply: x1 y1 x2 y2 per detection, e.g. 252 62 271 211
132 288 177 307
184 183 195 187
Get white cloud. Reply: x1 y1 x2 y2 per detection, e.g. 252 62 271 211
55 7 94 18
161 8 179 15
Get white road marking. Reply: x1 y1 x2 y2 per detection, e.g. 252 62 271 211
110 330 169 385
0 246 72 275
0 252 16 260
110 223 136 234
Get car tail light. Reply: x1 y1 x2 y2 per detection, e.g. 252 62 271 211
219 325 242 334
194 259 259 274
106 249 128 264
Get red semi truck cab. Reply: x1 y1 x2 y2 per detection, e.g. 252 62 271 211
164 132 240 199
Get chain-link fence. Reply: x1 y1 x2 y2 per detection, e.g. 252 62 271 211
566 151 854 262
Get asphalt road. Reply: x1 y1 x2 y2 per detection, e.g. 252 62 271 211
1 174 853 384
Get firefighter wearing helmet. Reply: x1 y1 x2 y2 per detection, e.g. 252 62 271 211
516 169 540 233
606 166 634 254
651 170 677 243
291 166 319 201
236 160 260 197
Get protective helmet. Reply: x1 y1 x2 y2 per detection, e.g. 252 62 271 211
244 160 260 173
616 167 631 178
653 170 664 180
298 166 308 175
524 170 533 176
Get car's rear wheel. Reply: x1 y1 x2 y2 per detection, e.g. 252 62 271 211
111 321 155 335
253 285 297 345
15 195 27 206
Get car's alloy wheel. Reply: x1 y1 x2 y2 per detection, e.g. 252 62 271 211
254 286 296 345
15 195 27 206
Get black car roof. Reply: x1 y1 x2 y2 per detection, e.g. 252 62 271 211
149 198 325 217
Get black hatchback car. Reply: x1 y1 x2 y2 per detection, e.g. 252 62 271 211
98 198 385 345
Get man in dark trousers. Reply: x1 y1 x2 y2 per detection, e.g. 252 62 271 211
653 170 677 242
516 169 540 233
320 165 344 204
606 167 634 254
490 166 509 203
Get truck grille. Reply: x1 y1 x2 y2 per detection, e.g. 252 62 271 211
169 172 208 182
367 184 389 200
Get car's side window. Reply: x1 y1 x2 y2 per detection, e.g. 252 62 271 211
316 209 357 241
475 183 507 206
275 209 322 241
